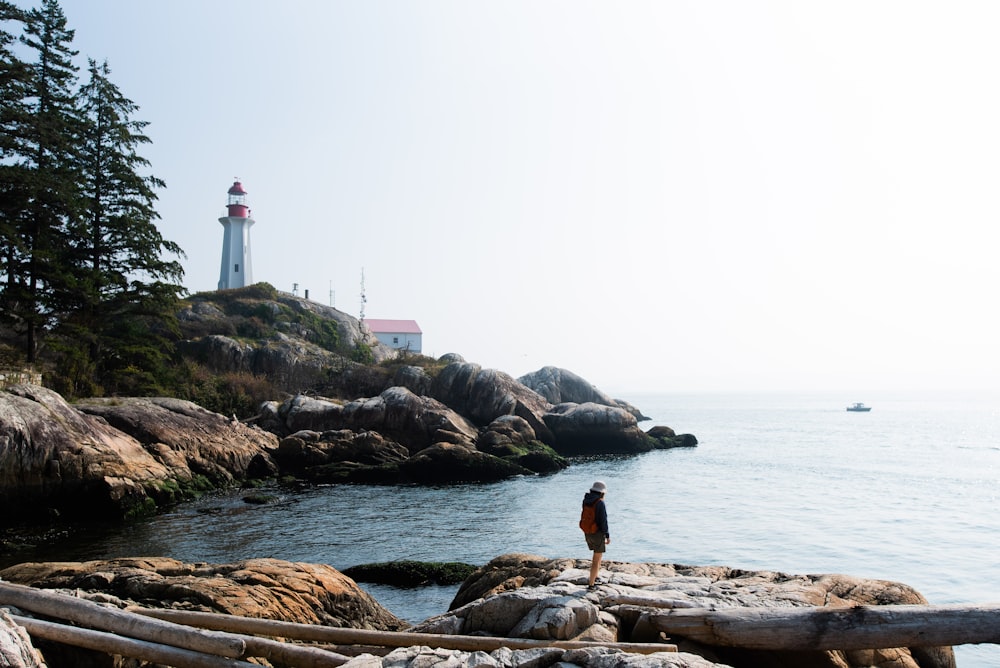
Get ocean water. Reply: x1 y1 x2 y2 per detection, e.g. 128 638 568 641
14 390 1000 666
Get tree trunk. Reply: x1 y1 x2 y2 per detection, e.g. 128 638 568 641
644 603 1000 650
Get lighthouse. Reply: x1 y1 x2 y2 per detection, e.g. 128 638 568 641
217 179 255 290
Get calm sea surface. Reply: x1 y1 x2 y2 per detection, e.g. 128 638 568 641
12 390 1000 666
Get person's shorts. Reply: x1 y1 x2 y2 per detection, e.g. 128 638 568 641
585 532 607 553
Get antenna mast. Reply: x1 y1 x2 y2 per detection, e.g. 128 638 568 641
359 268 366 322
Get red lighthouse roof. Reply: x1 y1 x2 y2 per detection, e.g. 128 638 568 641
226 179 250 218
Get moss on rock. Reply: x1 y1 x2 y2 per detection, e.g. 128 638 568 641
342 560 478 587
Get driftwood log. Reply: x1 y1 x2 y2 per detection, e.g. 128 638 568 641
0 580 677 665
642 603 1000 650
0 581 245 658
6 576 999 664
131 607 680 654
10 615 258 668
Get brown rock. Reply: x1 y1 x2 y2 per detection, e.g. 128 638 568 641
76 396 279 485
0 385 172 525
0 557 405 630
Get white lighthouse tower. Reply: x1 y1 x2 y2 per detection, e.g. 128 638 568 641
217 179 255 290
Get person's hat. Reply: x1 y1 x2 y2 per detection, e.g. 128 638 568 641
590 481 607 494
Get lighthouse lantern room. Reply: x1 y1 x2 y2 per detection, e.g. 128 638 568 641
218 179 255 290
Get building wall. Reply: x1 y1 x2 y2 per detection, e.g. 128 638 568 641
374 332 422 353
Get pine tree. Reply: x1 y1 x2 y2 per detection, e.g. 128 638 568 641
0 2 34 349
56 58 185 395
7 0 82 363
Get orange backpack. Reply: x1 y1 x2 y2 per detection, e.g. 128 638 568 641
579 503 599 533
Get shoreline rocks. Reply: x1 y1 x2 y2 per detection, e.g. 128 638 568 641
0 360 695 529
0 556 406 668
0 554 957 668
414 553 955 668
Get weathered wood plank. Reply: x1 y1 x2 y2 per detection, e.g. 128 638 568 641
240 634 352 667
10 615 258 668
0 581 246 659
131 607 679 654
646 603 1000 650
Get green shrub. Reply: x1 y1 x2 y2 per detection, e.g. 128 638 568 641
173 362 282 418
351 342 374 364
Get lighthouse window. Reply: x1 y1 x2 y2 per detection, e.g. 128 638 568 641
234 264 240 272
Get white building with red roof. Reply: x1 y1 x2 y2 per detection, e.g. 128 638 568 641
365 319 422 354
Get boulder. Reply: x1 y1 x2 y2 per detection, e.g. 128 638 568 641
399 443 532 483
477 416 568 474
392 365 433 396
280 387 480 453
0 385 283 527
276 429 409 468
273 429 410 484
267 362 692 464
0 385 173 525
0 557 405 630
542 403 653 455
429 363 555 443
647 425 699 448
256 399 286 434
420 553 954 668
75 396 279 485
519 366 650 421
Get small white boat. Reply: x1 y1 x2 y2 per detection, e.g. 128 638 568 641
846 402 871 412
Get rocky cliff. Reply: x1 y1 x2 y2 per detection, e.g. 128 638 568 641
0 385 279 527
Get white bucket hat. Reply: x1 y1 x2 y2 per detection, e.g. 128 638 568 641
590 481 607 494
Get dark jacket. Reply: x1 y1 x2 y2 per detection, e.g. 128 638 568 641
582 491 609 538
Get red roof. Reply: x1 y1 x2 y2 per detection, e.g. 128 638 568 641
365 319 422 334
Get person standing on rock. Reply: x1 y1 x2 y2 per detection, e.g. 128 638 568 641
580 481 610 588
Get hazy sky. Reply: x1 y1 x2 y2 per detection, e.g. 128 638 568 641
33 1 1000 393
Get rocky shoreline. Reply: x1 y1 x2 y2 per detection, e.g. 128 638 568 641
0 364 961 666
0 553 954 668
0 360 694 529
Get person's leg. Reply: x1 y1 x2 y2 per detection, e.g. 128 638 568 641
589 550 603 587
